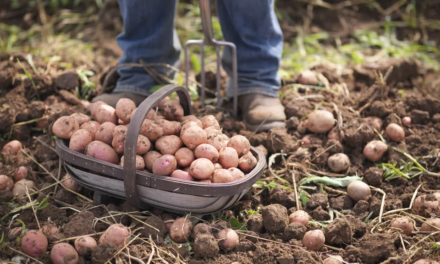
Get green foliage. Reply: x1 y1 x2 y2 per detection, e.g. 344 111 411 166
377 160 424 180
76 69 95 100
299 175 362 188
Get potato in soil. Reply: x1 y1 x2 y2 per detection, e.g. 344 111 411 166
75 236 97 256
50 242 79 264
2 140 23 155
302 229 325 250
170 217 192 243
390 217 413 235
99 224 129 246
21 230 48 257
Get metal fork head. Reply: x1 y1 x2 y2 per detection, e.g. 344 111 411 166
183 0 238 117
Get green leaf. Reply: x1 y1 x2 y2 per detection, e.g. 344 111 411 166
300 191 309 208
190 54 201 73
299 175 362 187
0 232 4 245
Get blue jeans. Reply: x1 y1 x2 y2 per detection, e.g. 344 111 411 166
115 0 283 98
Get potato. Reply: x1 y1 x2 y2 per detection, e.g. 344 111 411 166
171 170 194 181
200 179 212 183
95 104 118 124
327 153 350 172
134 134 152 155
420 218 440 232
194 144 219 162
112 125 128 154
152 154 177 176
302 229 325 250
163 100 184 121
298 119 308 134
99 224 130 246
161 213 175 233
50 242 78 264
170 217 192 243
180 121 203 137
212 169 234 183
143 151 162 171
385 123 405 142
85 141 119 164
297 70 318 85
155 135 183 155
80 121 100 140
190 158 215 180
91 101 107 119
156 119 180 135
61 174 81 192
69 129 93 152
228 168 244 181
205 127 222 137
95 122 116 145
39 224 60 240
307 110 335 134
216 228 239 251
75 236 97 256
390 217 413 236
21 230 48 257
289 210 309 226
12 179 35 198
120 155 145 170
181 115 202 127
181 125 208 150
413 260 440 264
208 134 227 151
14 166 28 181
327 127 344 142
52 116 80 139
363 140 388 162
219 147 239 169
413 194 440 217
70 113 91 126
183 166 191 173
214 163 223 170
238 152 257 173
0 175 13 191
323 255 344 264
141 119 164 141
115 98 136 124
131 108 156 121
402 117 411 127
192 223 212 239
347 181 371 201
175 148 195 167
227 135 250 157
256 145 268 157
364 116 383 131
200 115 220 129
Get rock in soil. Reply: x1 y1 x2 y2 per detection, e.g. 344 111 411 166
283 222 306 241
141 216 166 244
247 214 264 233
262 204 289 234
63 211 95 237
330 195 354 211
193 234 219 259
306 193 328 210
364 167 383 187
357 233 398 264
324 218 353 245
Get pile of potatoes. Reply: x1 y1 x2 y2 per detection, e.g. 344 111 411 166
51 97 257 183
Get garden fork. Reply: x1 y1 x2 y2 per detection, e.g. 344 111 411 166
184 0 238 117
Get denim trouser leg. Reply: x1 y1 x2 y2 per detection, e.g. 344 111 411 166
216 0 283 98
114 0 180 96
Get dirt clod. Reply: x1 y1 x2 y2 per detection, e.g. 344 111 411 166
325 218 353 245
411 109 430 124
63 211 95 237
247 214 264 233
283 222 306 241
141 216 166 244
357 233 398 264
364 167 383 186
194 234 219 259
262 204 289 234
307 193 328 209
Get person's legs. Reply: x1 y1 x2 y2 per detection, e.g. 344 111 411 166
216 0 286 130
93 0 180 107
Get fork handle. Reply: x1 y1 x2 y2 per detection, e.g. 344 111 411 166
200 0 214 44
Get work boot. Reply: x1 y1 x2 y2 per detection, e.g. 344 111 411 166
238 94 286 132
91 92 148 108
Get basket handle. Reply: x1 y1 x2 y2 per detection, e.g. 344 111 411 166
123 84 192 208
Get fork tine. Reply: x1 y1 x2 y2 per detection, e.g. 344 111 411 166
215 45 222 108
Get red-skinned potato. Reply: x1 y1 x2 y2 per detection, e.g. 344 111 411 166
99 224 130 246
228 167 244 181
180 121 203 137
327 127 344 142
420 218 440 232
323 255 344 264
227 135 250 157
170 217 192 243
171 170 194 181
80 121 100 140
307 110 335 134
175 148 195 167
297 70 318 85
402 117 411 127
155 135 182 155
112 125 128 154
327 153 350 172
413 194 440 217
70 113 91 126
289 210 310 226
205 126 222 137
364 117 383 132
120 155 145 170
192 223 212 239
91 101 107 119
212 169 233 183
217 228 239 251
181 125 207 150
385 123 405 142
69 129 93 152
39 224 61 242
116 98 136 124
207 134 227 151
21 230 48 257
52 116 80 139
238 152 257 173
195 144 219 162
190 158 215 180
391 217 413 236
363 140 388 162
163 100 184 121
141 119 164 141
61 174 81 192
302 229 325 250
155 119 180 136
200 115 220 129
347 181 371 201
0 175 14 191
181 116 202 127
95 122 116 145
50 242 78 264
152 154 177 176
95 104 117 124
413 260 440 264
219 147 239 169
14 166 28 181
13 179 35 198
137 134 151 155
74 236 97 256
144 151 162 171
85 141 119 164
